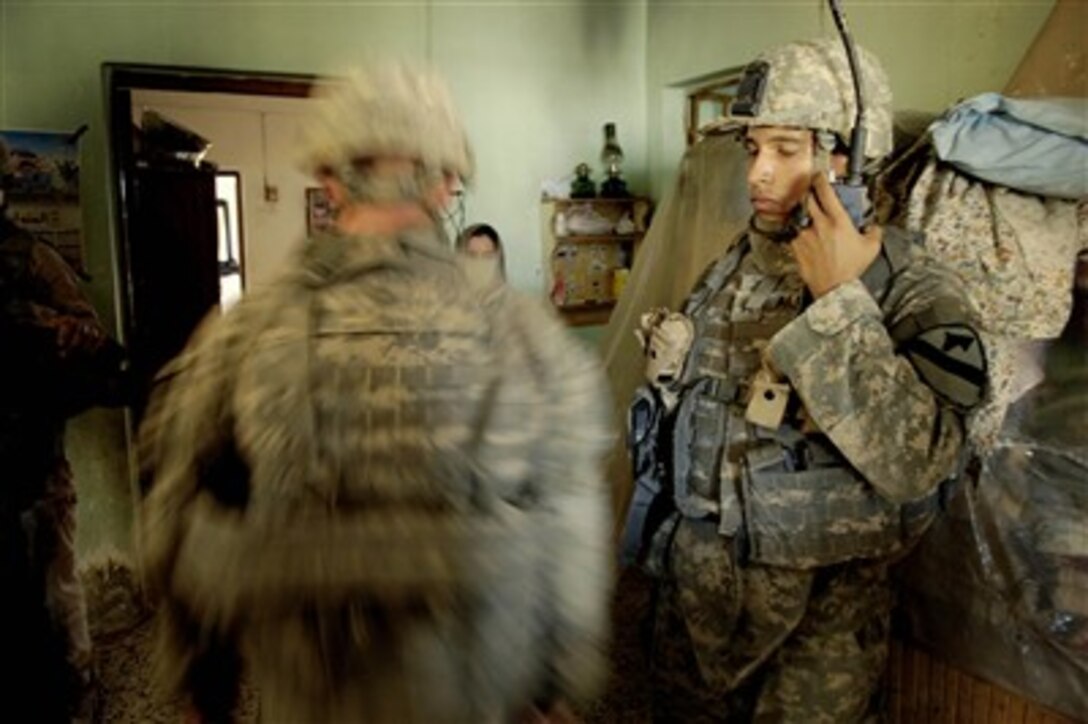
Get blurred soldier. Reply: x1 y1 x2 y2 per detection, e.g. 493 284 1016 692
139 64 612 723
1 139 122 721
621 40 987 722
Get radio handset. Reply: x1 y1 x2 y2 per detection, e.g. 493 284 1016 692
820 173 871 229
786 0 871 237
786 170 870 236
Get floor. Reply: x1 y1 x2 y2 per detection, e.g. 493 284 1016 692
86 562 654 723
85 561 1080 723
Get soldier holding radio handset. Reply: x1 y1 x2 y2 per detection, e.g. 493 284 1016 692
622 22 989 723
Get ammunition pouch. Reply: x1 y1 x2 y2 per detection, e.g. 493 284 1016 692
670 376 746 535
619 469 675 570
619 385 673 569
641 510 681 579
622 375 747 575
741 439 940 568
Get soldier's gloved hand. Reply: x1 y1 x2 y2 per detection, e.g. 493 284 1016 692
634 307 668 350
53 315 105 358
636 309 693 389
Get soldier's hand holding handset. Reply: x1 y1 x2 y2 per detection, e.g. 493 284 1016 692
790 171 881 298
53 314 106 357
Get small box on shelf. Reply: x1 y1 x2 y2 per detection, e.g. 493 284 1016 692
550 243 627 308
540 196 651 326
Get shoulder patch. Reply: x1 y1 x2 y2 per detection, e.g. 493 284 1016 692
902 324 987 410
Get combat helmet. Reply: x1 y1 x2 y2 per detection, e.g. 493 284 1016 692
298 63 474 184
708 38 893 161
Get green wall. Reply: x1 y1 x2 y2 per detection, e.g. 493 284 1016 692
2 0 650 316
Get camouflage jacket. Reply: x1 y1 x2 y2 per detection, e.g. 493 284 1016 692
0 217 107 412
663 225 987 568
763 226 986 502
139 228 613 723
1 217 117 508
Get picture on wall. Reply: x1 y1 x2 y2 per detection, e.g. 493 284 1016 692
0 129 85 272
306 187 335 236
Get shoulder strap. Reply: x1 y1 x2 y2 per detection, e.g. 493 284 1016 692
682 236 749 316
859 226 918 305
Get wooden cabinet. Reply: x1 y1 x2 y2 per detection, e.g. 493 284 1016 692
541 196 651 326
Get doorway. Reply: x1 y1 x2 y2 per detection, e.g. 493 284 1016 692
215 171 244 310
103 63 316 415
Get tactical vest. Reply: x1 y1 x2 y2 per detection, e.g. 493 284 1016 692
0 223 67 508
669 235 940 569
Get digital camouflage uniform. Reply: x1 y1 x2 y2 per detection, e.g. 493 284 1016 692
139 65 613 724
629 41 988 723
140 228 613 723
0 212 115 720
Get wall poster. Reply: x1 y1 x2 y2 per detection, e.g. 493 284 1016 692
0 129 85 273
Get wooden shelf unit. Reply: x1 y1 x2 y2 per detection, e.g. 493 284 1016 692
541 196 651 327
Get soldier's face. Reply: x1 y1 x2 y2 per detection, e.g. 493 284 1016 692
743 126 816 222
465 235 497 257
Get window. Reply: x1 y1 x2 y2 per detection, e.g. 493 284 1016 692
215 172 244 309
684 71 743 146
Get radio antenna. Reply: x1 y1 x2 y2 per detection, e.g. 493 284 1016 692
829 0 866 185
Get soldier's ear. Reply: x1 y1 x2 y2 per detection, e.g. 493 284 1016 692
318 172 346 210
829 153 849 179
423 172 460 211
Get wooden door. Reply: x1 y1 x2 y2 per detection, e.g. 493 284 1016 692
124 163 219 416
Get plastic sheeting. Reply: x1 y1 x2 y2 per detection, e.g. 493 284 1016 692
598 133 751 526
898 302 1088 722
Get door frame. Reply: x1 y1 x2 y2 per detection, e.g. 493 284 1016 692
101 64 317 502
102 62 316 348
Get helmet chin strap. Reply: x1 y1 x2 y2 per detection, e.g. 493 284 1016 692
749 214 795 245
